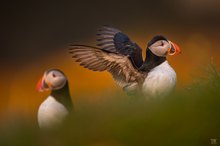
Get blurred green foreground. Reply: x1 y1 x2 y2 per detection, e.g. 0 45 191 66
0 66 220 146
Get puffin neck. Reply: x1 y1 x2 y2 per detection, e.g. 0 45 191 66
140 49 166 72
51 82 73 111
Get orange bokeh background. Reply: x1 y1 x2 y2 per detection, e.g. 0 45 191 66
1 30 220 119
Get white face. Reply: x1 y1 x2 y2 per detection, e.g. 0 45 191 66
44 70 67 90
148 40 172 57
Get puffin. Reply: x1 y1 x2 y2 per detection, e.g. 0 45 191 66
69 26 181 97
37 69 73 129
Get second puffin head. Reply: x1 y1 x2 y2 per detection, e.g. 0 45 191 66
37 69 67 92
147 35 181 57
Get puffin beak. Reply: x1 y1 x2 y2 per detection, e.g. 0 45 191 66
37 73 50 92
168 41 181 55
37 76 45 92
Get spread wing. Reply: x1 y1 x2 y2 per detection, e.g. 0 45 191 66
96 26 144 69
69 45 145 88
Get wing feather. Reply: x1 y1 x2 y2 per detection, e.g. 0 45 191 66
96 26 144 68
69 45 145 88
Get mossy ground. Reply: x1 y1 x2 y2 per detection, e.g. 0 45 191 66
0 66 220 146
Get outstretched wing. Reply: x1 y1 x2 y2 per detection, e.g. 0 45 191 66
97 26 144 68
69 45 145 88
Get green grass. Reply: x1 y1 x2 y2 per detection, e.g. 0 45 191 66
1 65 220 146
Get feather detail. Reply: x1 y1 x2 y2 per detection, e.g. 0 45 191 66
69 45 145 91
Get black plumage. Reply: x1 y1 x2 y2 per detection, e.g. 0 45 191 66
97 26 143 68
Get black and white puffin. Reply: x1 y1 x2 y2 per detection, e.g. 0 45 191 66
69 26 181 97
37 69 73 128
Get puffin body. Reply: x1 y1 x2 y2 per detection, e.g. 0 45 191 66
142 61 176 97
69 26 181 97
38 96 69 128
37 69 73 129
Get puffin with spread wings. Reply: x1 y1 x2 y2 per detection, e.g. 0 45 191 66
69 26 181 97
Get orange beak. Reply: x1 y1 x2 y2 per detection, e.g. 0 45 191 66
168 41 181 55
36 73 50 92
37 76 44 92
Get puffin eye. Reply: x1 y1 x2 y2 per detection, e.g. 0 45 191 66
161 41 164 46
52 73 56 78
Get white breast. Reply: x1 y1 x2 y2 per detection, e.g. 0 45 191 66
142 61 176 97
38 96 69 129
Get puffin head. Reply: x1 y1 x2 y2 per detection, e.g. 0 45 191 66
37 69 67 92
147 35 181 57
